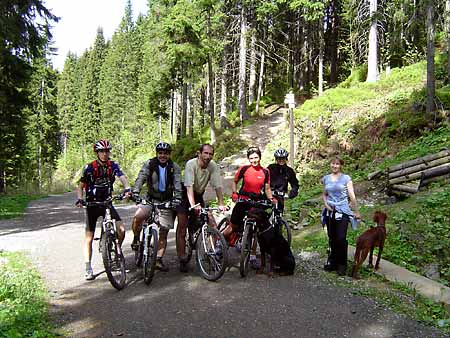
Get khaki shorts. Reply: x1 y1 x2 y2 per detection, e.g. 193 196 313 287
138 204 175 231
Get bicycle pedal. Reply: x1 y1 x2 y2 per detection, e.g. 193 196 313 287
94 237 100 241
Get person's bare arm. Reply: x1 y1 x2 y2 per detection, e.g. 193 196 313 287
347 180 360 218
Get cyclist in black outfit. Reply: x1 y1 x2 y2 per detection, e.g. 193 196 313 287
267 148 299 214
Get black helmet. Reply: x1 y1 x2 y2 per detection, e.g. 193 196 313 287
93 139 112 152
274 148 289 159
156 142 172 152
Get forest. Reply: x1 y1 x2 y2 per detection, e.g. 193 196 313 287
1 0 450 193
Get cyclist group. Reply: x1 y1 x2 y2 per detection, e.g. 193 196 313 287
76 139 299 280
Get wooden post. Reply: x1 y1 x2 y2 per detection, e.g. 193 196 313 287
289 107 294 168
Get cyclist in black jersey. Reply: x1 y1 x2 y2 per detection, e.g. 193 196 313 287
267 148 299 214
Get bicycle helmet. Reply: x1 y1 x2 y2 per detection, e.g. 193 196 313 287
156 142 172 152
274 148 289 159
93 139 112 152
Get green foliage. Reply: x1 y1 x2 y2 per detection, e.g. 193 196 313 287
0 194 46 220
0 251 59 337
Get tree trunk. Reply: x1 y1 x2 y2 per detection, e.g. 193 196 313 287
188 83 194 138
388 156 450 179
181 67 187 138
238 6 249 121
328 0 339 86
366 0 378 82
219 49 231 129
318 17 324 96
248 32 256 104
388 149 450 172
447 0 450 83
208 56 216 143
426 0 436 114
255 45 266 115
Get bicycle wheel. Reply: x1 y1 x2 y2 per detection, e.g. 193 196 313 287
195 226 228 281
176 222 193 264
277 217 292 247
239 221 254 277
101 231 126 290
143 227 158 285
134 229 145 267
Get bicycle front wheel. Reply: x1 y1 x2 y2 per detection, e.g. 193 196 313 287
143 227 158 285
196 226 228 281
101 232 126 290
277 218 292 247
239 222 254 277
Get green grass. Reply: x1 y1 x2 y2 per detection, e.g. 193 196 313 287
0 251 60 337
0 194 46 220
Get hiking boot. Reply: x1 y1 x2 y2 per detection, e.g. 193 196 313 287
323 262 337 272
336 265 347 276
250 255 260 270
155 258 169 272
85 268 95 281
179 259 189 273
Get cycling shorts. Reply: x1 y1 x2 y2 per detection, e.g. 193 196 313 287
85 205 121 232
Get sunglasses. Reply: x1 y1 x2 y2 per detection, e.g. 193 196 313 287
98 149 110 153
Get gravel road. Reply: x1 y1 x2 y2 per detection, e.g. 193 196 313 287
0 192 447 338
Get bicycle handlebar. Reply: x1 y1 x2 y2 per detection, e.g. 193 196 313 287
130 194 177 209
189 203 230 213
83 194 125 207
235 198 273 209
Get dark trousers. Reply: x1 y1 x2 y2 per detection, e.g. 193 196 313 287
326 214 349 268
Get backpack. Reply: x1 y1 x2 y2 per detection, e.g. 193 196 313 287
85 160 114 200
91 160 113 179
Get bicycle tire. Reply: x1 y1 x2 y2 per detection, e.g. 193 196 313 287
195 226 228 281
143 227 158 285
176 223 193 264
101 232 126 290
277 218 292 247
239 221 254 277
134 229 145 267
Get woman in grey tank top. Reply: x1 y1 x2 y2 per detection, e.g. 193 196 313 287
321 156 360 276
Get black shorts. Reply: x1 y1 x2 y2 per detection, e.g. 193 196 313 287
85 205 121 232
177 189 205 215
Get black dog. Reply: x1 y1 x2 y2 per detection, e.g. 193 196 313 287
248 207 295 276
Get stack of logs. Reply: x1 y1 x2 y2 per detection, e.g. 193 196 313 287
388 149 450 196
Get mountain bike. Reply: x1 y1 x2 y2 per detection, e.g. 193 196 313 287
132 196 175 285
176 204 228 281
217 199 274 277
271 190 292 246
86 195 126 290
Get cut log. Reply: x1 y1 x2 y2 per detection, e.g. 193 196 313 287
420 173 450 187
421 163 450 180
368 170 383 180
391 183 420 194
389 188 413 197
389 163 450 185
388 149 450 173
388 155 450 179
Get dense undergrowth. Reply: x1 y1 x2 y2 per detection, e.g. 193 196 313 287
280 52 450 286
0 252 59 337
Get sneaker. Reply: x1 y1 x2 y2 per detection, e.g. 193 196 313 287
250 256 260 270
179 260 189 273
155 258 169 272
85 269 95 281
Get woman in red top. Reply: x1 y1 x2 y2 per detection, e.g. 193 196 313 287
222 147 276 240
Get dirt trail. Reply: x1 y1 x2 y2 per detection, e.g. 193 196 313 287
204 106 287 200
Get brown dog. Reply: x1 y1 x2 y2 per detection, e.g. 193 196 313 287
351 211 387 279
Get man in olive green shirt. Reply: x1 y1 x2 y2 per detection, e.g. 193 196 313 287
177 144 226 272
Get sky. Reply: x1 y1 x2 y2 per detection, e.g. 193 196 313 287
43 0 149 71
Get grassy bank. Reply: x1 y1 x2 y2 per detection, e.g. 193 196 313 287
0 194 46 220
0 251 59 337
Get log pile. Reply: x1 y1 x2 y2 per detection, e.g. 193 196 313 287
387 149 450 196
